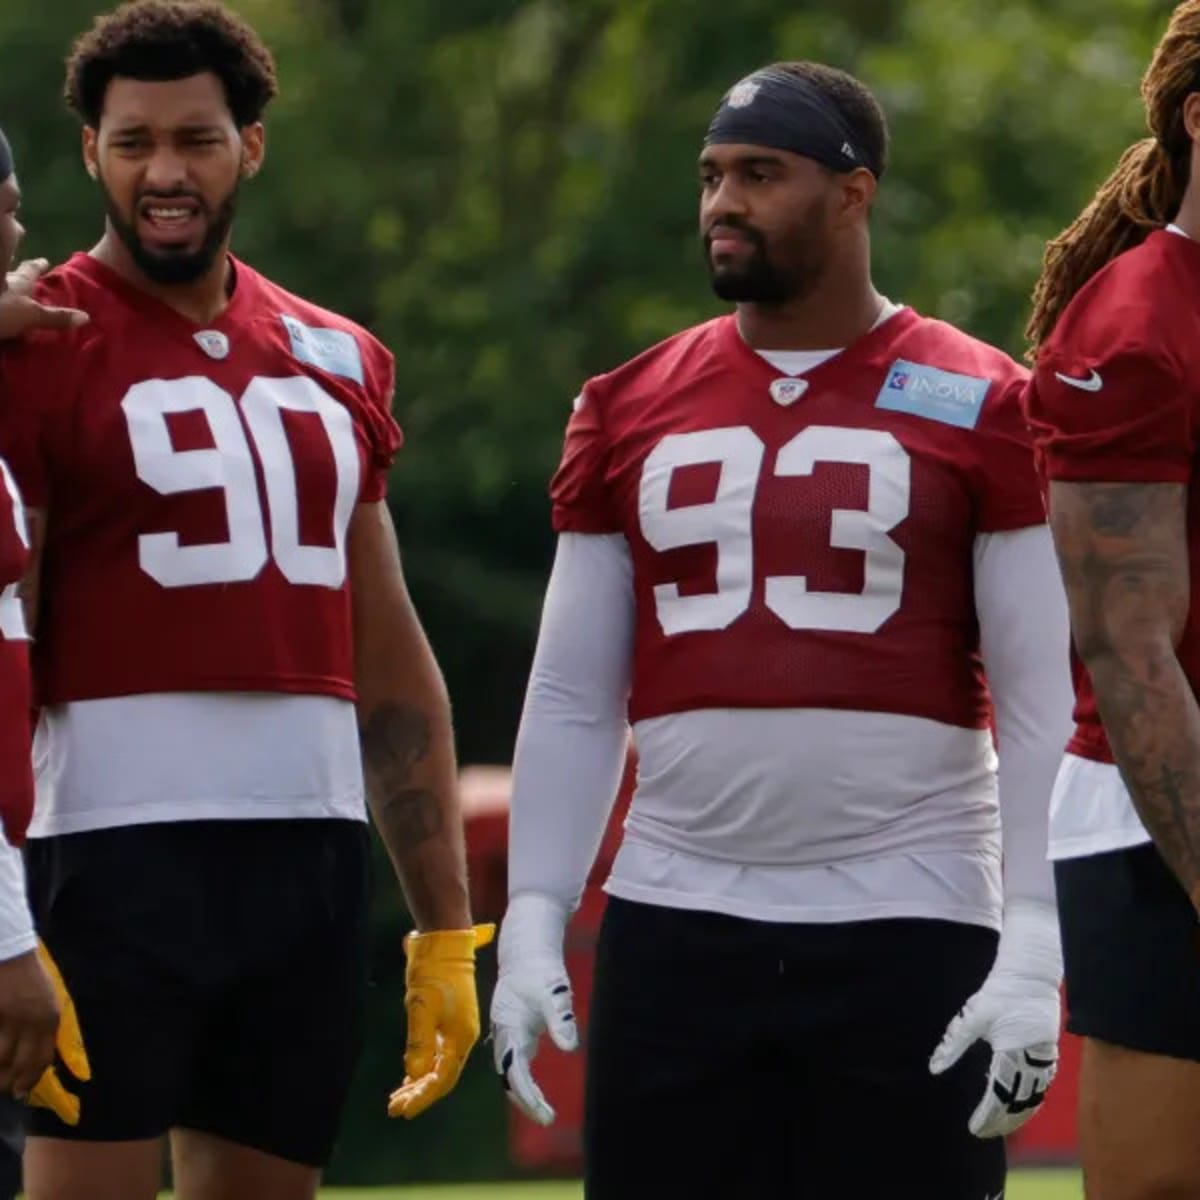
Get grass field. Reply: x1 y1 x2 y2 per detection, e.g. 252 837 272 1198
311 1171 1084 1198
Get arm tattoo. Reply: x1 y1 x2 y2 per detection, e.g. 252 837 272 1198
1051 480 1200 904
360 703 444 851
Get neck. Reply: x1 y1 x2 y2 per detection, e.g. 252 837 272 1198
733 249 883 351
1175 184 1200 242
91 225 233 325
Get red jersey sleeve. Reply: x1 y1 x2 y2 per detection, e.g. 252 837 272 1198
1025 346 1192 484
971 375 1047 532
359 345 402 502
549 382 622 534
0 337 59 510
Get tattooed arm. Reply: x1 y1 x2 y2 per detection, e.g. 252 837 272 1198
1047 480 1200 908
348 500 471 931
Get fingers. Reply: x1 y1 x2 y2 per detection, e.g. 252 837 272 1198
967 1047 1056 1139
388 1037 466 1120
7 1022 54 1100
28 304 89 331
402 993 437 1083
6 259 50 294
36 941 90 1084
495 1029 555 1126
540 981 578 1053
54 995 91 1084
26 1068 80 1127
928 1002 978 1076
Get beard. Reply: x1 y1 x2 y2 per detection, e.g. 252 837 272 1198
703 206 829 305
99 174 239 286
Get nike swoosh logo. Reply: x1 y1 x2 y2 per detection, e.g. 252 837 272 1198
1053 369 1103 392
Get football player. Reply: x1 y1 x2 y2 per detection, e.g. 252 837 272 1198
0 7 488 1200
0 124 92 1200
1024 3 1200 1195
491 62 1075 1198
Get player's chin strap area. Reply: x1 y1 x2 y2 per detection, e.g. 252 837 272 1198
929 899 1063 1139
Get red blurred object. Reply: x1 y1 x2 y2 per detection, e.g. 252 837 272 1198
1008 995 1081 1163
460 751 634 1172
460 754 1079 1172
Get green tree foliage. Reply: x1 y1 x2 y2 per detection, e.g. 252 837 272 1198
0 0 1179 1182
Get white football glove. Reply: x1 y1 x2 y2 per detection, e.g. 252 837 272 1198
929 898 1063 1139
490 892 578 1126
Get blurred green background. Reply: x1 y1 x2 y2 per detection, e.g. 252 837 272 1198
0 0 1174 1187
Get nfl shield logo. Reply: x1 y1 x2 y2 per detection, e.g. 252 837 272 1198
726 79 761 109
194 330 230 360
769 377 808 406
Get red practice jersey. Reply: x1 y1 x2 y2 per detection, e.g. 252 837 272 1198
0 253 400 707
1025 229 1200 763
552 308 1044 728
0 457 32 844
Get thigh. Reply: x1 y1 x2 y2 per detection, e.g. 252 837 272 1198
23 1138 164 1200
24 828 207 1143
793 919 1005 1200
171 1129 319 1200
1056 845 1200 1060
178 821 370 1169
1078 1038 1200 1200
583 898 788 1200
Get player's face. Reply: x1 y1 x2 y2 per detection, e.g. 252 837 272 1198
83 72 264 286
699 145 839 304
0 177 22 277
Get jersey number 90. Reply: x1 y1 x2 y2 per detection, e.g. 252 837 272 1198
123 375 360 589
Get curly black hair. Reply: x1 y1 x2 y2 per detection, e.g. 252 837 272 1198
65 1 279 127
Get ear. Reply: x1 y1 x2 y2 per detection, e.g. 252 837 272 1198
1183 92 1200 146
835 166 877 226
81 126 99 180
239 122 265 180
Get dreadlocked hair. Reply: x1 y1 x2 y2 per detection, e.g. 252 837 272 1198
1026 0 1200 359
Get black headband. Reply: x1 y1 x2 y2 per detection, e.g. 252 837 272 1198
0 128 11 185
704 68 876 177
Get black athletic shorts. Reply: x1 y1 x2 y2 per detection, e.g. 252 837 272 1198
584 897 1005 1200
1057 842 1200 1061
25 818 371 1167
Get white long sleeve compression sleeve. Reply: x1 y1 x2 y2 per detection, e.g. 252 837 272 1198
974 525 1075 906
0 828 34 962
506 533 635 909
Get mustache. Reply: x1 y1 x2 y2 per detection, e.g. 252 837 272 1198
703 216 767 249
136 188 207 208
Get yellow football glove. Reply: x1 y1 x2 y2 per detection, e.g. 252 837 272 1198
27 940 90 1126
387 922 495 1120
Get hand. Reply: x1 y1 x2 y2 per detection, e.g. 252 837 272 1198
0 259 88 340
0 944 57 1105
929 899 1063 1139
26 940 91 1126
387 922 494 1120
490 893 577 1127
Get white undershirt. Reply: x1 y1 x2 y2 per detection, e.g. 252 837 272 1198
0 832 34 961
507 527 1073 927
31 693 366 837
